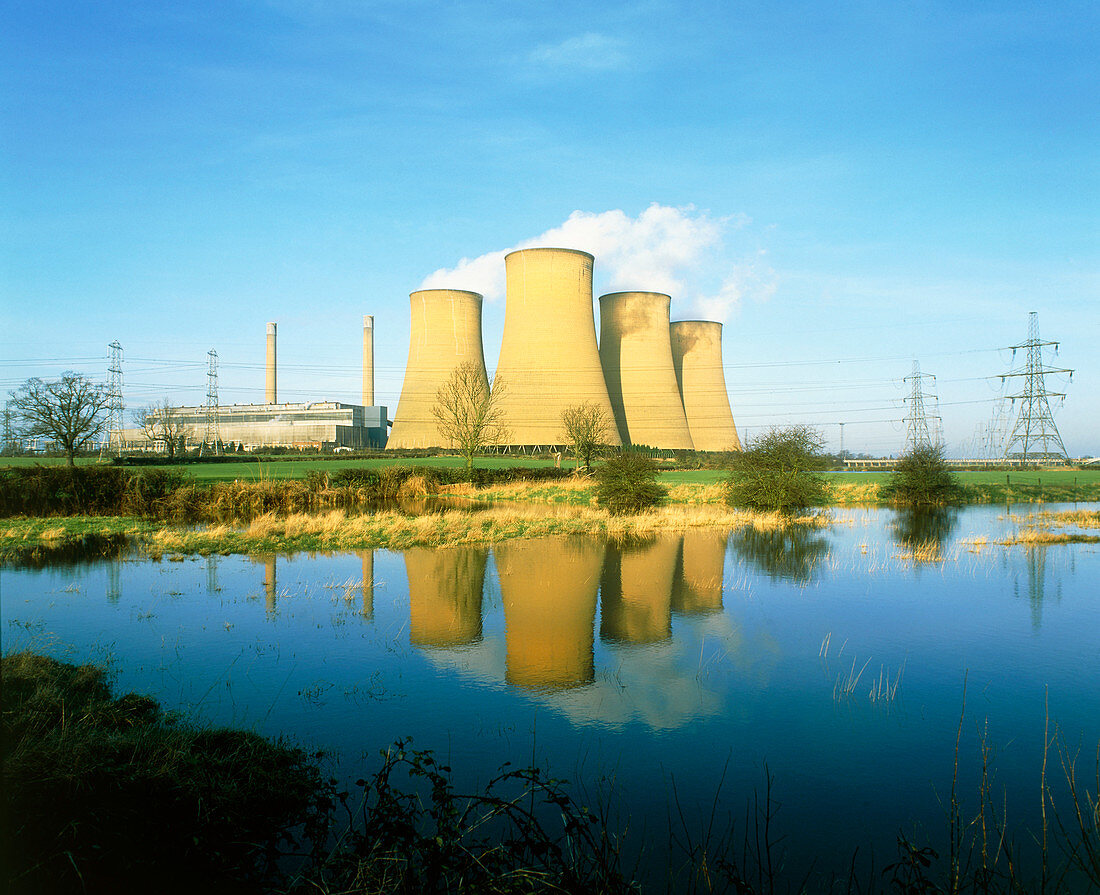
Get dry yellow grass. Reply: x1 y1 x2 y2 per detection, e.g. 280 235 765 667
828 480 881 505
136 503 832 557
894 539 947 563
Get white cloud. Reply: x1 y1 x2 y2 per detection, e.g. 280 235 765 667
419 203 775 322
527 32 629 71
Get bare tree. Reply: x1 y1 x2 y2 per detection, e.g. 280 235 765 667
133 399 193 459
431 361 509 469
561 401 614 473
8 373 110 466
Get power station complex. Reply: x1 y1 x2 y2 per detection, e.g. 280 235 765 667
389 247 741 452
133 247 740 453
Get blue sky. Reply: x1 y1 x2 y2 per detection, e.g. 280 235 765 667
2 0 1096 455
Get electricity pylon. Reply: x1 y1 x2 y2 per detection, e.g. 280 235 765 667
102 341 124 457
1001 312 1071 461
903 360 941 452
200 349 221 456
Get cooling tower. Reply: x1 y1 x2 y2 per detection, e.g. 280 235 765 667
265 322 277 404
669 321 742 451
599 292 694 450
599 532 681 644
362 315 374 407
407 546 486 647
494 248 622 447
498 536 603 690
387 290 488 449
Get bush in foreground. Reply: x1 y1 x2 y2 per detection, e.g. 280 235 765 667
1 652 325 894
594 451 667 514
883 443 962 506
724 425 828 513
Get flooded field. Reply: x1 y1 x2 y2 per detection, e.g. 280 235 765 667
3 503 1098 883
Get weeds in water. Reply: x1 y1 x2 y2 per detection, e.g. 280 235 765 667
869 660 905 704
832 655 872 701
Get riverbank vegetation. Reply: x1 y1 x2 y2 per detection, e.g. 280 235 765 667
3 652 1098 893
1 504 818 563
881 444 963 506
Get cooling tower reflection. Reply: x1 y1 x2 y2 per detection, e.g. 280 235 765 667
497 536 604 689
406 546 487 647
672 528 728 614
599 533 680 644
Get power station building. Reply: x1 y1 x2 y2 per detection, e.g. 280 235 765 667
162 402 388 451
131 318 389 452
388 245 741 452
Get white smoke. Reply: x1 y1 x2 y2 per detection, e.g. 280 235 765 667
418 203 774 321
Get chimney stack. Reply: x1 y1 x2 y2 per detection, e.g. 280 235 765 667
265 322 277 404
362 315 374 406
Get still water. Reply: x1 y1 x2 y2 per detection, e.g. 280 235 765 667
3 504 1098 880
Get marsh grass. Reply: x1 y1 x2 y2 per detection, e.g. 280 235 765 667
1 652 325 894
3 504 813 561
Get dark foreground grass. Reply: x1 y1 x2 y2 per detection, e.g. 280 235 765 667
1 653 631 895
1 652 326 894
3 653 1098 894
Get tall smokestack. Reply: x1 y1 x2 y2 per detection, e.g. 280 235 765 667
362 315 374 406
265 322 277 405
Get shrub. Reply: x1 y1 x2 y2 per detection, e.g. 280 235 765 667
882 444 961 506
2 652 325 893
594 452 667 514
724 425 828 513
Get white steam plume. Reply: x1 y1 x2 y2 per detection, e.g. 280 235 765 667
418 203 773 321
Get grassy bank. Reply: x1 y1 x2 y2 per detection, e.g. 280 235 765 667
1 505 818 562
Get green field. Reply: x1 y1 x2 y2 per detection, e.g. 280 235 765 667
2 456 1096 495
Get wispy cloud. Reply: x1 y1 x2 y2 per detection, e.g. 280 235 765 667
419 203 774 321
527 32 629 71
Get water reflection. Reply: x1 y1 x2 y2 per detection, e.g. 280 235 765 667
1014 545 1062 630
600 534 679 644
106 560 122 603
672 528 728 614
497 537 603 690
360 551 374 620
891 506 959 561
728 524 828 583
406 546 486 647
257 555 277 616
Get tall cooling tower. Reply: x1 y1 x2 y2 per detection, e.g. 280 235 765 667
669 321 742 451
494 248 622 448
387 289 488 449
599 292 694 450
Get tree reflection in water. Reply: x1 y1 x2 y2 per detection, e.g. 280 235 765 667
891 506 959 561
728 524 829 583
